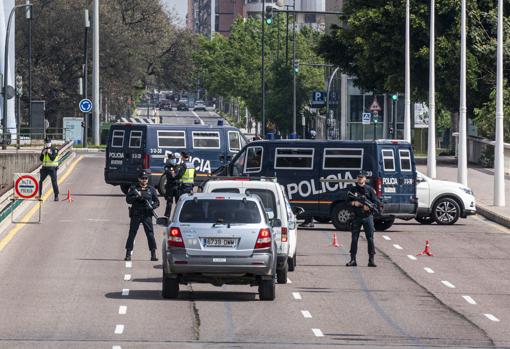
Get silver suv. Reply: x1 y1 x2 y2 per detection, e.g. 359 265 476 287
156 193 277 300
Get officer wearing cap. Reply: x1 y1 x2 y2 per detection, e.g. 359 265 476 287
346 170 380 267
124 170 160 261
163 152 180 217
39 137 60 201
177 151 195 198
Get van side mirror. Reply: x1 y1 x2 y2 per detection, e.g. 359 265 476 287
292 206 305 216
271 218 282 227
156 217 169 226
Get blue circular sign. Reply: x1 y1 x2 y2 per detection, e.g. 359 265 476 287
79 98 93 113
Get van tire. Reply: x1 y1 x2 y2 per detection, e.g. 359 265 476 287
158 176 167 196
277 266 288 284
120 184 130 195
374 217 395 231
288 253 296 271
314 216 331 224
432 197 460 225
332 203 353 231
259 278 276 301
162 274 179 299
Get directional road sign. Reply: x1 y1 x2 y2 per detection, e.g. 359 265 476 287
362 112 372 125
369 98 381 112
14 174 39 199
79 98 93 113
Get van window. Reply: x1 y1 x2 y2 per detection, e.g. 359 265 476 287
211 188 240 193
193 131 220 149
399 149 412 171
245 146 263 173
246 189 277 218
382 149 395 171
157 130 186 148
275 148 314 170
129 130 142 148
228 131 241 152
323 148 363 169
111 130 125 148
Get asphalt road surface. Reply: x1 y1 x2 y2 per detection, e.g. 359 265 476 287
0 154 508 348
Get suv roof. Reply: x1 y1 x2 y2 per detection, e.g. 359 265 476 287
203 179 280 191
180 192 261 201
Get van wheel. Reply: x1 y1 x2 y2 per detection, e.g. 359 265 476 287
314 216 331 224
158 176 167 196
374 217 395 231
432 197 460 225
288 253 296 271
277 266 288 284
259 278 276 301
415 216 434 224
162 274 179 299
120 184 130 195
332 203 353 231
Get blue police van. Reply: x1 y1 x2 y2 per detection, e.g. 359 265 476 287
215 139 417 231
104 122 247 195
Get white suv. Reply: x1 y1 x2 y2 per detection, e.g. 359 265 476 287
202 178 299 284
415 171 476 225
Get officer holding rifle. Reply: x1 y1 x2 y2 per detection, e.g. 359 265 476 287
346 171 380 267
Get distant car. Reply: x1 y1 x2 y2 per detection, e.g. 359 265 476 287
177 100 188 111
158 193 277 300
415 170 476 225
158 100 173 111
193 100 207 111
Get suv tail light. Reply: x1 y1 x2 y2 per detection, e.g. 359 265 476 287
281 227 288 243
168 227 185 248
375 177 382 199
143 153 150 169
255 228 272 249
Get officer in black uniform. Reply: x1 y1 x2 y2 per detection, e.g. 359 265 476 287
163 152 180 217
125 170 160 261
346 171 380 267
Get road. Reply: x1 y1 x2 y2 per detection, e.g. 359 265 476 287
158 109 228 127
0 154 509 348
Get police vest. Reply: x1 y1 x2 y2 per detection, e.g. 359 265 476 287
42 150 59 167
181 162 195 185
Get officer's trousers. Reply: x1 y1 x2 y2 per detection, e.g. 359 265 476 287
164 187 179 217
349 215 376 257
125 214 157 251
39 167 59 197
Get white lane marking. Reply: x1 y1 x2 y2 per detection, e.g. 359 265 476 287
87 218 110 222
382 235 391 241
112 346 122 349
125 261 132 268
292 292 302 300
301 310 312 318
407 255 417 260
119 305 127 315
121 289 129 296
484 314 500 322
58 219 73 222
191 111 204 124
114 324 124 334
393 244 403 250
424 267 435 274
312 328 324 337
441 280 456 288
462 295 477 305
287 278 292 284
124 274 131 281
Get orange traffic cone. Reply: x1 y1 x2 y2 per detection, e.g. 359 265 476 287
416 240 434 256
66 189 74 203
329 233 341 248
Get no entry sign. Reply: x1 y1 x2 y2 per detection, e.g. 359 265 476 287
14 175 39 199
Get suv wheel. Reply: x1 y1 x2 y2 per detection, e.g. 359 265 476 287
332 203 353 231
288 253 296 272
162 274 179 299
120 184 130 195
432 197 460 225
314 216 331 224
374 217 395 231
259 278 276 301
415 216 434 224
277 266 288 284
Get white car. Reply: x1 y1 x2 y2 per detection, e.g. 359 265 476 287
202 178 301 284
415 171 476 225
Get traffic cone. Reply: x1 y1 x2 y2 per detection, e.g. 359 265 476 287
329 233 341 248
66 189 74 203
416 240 434 256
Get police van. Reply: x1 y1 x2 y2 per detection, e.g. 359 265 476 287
215 140 417 231
104 123 247 194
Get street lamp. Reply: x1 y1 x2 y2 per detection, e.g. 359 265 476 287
26 0 33 130
83 5 90 148
494 0 505 206
427 0 436 179
404 0 411 142
458 0 467 185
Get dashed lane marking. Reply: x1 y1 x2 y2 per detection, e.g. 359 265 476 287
124 274 131 281
119 306 127 315
114 324 124 334
112 346 121 349
424 267 435 273
462 295 477 305
125 261 132 268
382 235 391 241
292 292 302 300
441 280 456 288
407 255 417 260
301 310 312 318
312 328 324 337
121 289 129 296
484 314 500 322
393 244 403 250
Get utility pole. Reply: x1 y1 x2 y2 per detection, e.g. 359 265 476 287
261 0 266 138
427 0 436 178
404 0 411 142
92 0 100 145
26 0 32 130
83 5 89 148
458 0 467 185
292 0 296 137
494 0 505 206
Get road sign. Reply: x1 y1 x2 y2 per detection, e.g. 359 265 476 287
362 112 371 125
369 98 381 112
311 91 326 108
14 174 39 199
79 98 93 113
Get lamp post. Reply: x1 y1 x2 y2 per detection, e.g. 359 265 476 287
292 0 296 137
404 0 411 142
83 5 90 148
92 0 100 145
261 0 265 138
26 0 32 130
326 67 340 140
494 0 505 206
427 0 436 179
457 0 467 185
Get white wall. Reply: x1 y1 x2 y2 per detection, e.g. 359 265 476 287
0 0 16 134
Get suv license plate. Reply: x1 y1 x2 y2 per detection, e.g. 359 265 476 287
213 258 227 263
205 238 236 247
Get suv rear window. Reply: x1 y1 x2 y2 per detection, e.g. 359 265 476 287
111 130 125 148
211 188 240 193
275 148 314 169
245 189 277 218
179 199 261 223
157 130 186 148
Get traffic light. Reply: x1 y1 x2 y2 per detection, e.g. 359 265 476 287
293 59 299 75
391 93 398 101
265 6 273 25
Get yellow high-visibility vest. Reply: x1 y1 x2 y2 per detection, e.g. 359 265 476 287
181 163 195 184
42 150 59 167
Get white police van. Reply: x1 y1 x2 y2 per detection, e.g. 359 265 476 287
214 139 417 231
104 123 247 194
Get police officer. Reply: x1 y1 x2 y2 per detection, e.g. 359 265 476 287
177 152 195 197
125 170 160 261
39 137 60 201
346 171 380 267
163 152 180 217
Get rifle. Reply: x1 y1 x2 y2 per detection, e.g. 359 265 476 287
133 188 159 218
348 191 379 215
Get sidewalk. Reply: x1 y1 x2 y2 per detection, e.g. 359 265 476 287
416 156 510 228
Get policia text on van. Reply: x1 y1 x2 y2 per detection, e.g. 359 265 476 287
104 123 247 195
214 140 418 231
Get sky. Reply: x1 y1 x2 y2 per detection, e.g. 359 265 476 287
162 0 188 27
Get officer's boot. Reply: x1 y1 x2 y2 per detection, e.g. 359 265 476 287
124 250 131 261
368 255 377 267
150 249 158 261
346 255 357 267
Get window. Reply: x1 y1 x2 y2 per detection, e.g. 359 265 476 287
179 199 261 224
129 130 142 148
192 131 220 149
399 149 412 172
111 130 124 148
244 146 263 173
245 189 277 218
382 149 395 171
232 150 246 175
274 148 314 170
211 188 240 193
323 148 363 170
157 130 186 148
228 131 241 152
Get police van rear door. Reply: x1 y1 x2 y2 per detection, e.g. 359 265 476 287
106 126 129 177
124 126 145 177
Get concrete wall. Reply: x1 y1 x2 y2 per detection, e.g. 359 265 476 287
0 151 41 195
468 136 510 174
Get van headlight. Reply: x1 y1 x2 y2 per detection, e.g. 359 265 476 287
460 187 473 195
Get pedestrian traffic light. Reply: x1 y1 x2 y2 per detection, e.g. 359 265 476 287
265 6 273 25
391 94 398 101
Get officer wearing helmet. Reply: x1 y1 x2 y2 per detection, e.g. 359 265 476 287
177 151 195 198
163 152 181 217
124 170 160 261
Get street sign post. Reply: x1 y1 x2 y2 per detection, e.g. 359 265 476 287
79 98 93 113
362 112 371 125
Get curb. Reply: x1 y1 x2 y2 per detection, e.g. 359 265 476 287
476 203 510 229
